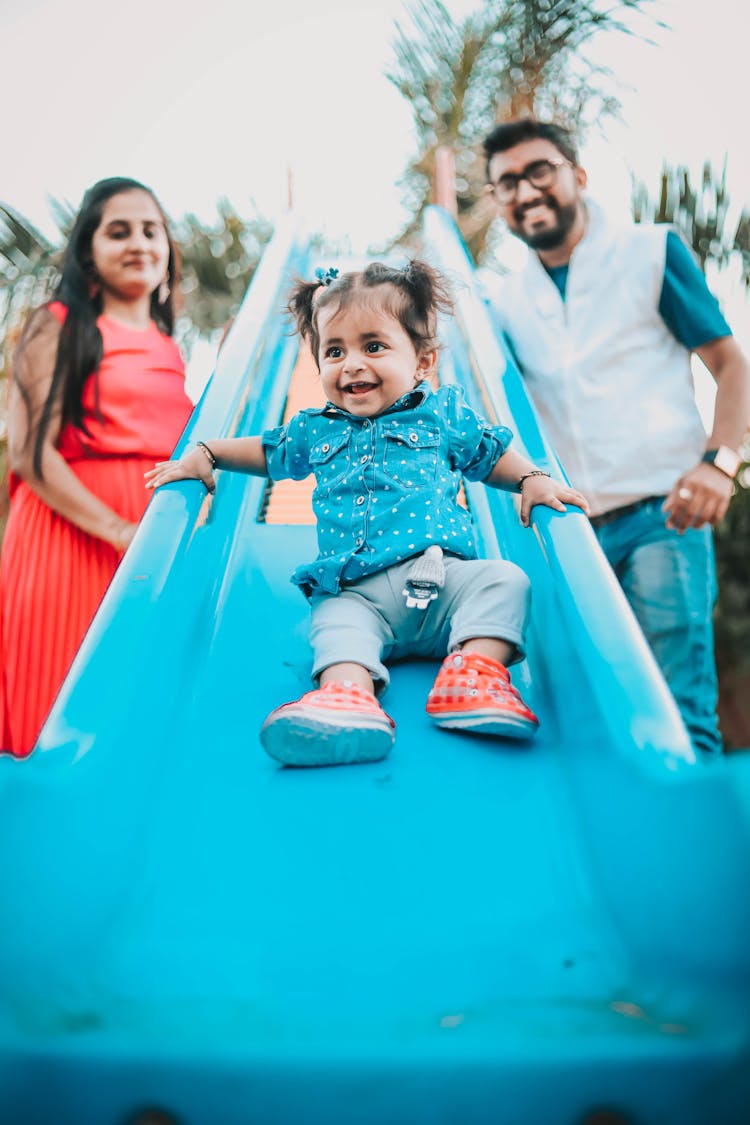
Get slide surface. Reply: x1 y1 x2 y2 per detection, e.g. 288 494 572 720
1 209 749 1125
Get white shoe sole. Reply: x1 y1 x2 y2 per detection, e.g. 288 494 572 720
428 710 539 739
261 710 395 767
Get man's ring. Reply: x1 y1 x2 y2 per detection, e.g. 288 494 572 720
678 487 693 502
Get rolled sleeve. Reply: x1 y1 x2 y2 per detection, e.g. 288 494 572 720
659 229 732 349
442 386 513 482
262 414 313 482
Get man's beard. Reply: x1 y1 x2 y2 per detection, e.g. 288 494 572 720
511 198 579 251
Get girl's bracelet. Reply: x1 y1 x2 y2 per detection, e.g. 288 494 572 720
517 470 550 491
196 441 218 469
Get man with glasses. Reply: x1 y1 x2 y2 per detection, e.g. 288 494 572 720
480 117 750 755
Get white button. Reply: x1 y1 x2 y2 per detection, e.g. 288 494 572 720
360 455 368 463
321 443 330 453
355 537 363 546
409 432 418 442
356 495 365 505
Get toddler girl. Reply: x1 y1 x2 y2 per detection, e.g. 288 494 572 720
146 261 588 766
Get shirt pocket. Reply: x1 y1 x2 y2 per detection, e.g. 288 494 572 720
381 422 440 487
309 430 351 493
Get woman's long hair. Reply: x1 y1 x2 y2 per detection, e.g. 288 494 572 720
21 177 179 477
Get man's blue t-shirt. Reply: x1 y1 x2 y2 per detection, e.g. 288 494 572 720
545 229 731 348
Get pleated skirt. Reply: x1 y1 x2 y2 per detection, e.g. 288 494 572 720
0 456 156 757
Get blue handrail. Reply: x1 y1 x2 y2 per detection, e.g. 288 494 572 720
422 204 695 774
25 212 310 766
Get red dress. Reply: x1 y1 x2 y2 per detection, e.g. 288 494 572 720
0 304 194 756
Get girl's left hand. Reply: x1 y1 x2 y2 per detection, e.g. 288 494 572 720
520 476 589 528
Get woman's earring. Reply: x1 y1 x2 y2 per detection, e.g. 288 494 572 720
158 279 170 304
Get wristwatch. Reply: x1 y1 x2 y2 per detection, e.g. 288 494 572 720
701 446 742 480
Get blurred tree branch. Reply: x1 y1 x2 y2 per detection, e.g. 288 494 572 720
176 201 273 347
632 160 750 286
387 0 662 258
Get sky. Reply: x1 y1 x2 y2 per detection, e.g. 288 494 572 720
2 0 747 249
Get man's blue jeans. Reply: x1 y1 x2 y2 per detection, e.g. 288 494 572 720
593 497 722 755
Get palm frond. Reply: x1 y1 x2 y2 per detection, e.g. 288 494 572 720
387 0 661 258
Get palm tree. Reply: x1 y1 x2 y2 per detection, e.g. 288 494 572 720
733 212 750 289
630 160 749 276
0 205 65 528
387 0 660 258
0 203 62 376
176 200 273 348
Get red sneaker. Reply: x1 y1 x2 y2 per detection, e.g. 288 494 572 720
260 681 396 766
426 651 539 739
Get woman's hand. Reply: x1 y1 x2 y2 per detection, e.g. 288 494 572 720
519 474 589 528
145 447 216 493
106 520 138 553
8 307 146 548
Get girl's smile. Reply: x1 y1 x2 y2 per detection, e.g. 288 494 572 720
316 298 436 417
343 380 379 396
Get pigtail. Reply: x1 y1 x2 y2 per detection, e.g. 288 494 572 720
402 260 454 333
286 280 322 344
287 258 453 366
360 260 453 353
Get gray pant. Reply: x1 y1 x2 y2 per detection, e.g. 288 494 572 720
309 556 531 690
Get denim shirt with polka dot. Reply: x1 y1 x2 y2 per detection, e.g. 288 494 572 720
262 383 513 596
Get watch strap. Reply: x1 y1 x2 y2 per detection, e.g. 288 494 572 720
701 446 741 480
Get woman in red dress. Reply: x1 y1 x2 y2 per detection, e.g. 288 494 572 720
0 177 194 756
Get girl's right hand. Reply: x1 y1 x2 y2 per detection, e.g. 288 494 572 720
144 447 216 493
519 474 589 528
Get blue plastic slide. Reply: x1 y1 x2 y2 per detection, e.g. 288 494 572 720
1 208 749 1125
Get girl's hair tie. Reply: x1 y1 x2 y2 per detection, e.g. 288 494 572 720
314 267 339 287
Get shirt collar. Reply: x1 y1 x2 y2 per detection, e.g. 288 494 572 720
525 195 615 293
317 381 433 421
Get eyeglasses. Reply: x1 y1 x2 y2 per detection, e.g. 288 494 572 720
487 158 572 203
